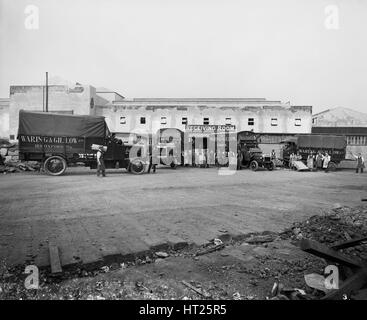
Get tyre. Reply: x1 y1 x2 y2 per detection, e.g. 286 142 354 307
250 160 259 171
328 162 337 171
44 156 67 176
170 162 177 169
267 161 275 171
130 159 145 174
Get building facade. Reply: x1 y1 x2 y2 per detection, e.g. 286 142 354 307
6 84 102 140
97 98 312 136
1 82 313 148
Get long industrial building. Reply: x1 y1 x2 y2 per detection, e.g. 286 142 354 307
0 83 313 158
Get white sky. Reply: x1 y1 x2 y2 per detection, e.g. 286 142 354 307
0 0 366 113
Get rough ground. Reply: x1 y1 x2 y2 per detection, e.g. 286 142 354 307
0 167 366 270
0 166 367 299
2 204 367 300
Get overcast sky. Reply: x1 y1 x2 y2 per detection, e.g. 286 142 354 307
0 0 366 113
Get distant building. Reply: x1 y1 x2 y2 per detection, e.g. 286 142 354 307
0 98 9 138
312 107 367 127
312 107 367 160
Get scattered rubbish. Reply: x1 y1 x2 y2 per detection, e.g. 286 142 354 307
135 281 149 291
270 281 310 300
304 273 330 293
101 266 109 273
232 292 241 300
155 251 169 258
213 238 223 246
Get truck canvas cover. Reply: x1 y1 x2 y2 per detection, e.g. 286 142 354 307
18 110 109 154
18 110 108 137
297 135 346 149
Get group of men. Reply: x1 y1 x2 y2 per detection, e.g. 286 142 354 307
288 150 364 173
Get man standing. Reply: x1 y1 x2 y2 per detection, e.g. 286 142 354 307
96 147 106 177
351 152 365 173
147 145 157 173
316 151 323 171
323 152 331 173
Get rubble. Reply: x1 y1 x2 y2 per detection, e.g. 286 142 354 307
280 205 367 262
0 143 41 174
155 252 169 258
0 161 41 174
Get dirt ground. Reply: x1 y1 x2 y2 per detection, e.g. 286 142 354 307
0 166 366 269
1 166 367 300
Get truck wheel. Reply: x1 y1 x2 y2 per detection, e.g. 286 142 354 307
267 161 275 171
44 156 67 176
328 162 337 171
130 159 145 175
170 162 177 169
250 160 259 171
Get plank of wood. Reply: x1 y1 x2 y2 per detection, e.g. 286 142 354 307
321 269 367 300
195 244 225 256
331 236 367 250
299 239 364 269
181 280 211 298
49 243 62 274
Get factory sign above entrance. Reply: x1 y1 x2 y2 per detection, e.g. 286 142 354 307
185 125 236 134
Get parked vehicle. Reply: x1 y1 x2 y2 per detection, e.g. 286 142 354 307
237 131 275 171
279 134 347 170
17 110 146 175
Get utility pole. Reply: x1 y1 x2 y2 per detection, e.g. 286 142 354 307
45 72 49 112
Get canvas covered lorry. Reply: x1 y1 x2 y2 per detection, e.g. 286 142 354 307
280 134 347 170
18 110 146 175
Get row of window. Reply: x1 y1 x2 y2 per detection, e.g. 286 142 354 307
120 116 302 126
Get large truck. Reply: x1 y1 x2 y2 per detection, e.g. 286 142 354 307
279 134 347 170
17 110 146 175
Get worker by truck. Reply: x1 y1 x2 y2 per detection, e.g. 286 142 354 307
280 134 347 171
17 110 146 176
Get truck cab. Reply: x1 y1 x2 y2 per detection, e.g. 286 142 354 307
237 131 275 171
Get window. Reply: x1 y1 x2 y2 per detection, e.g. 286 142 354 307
203 117 210 125
271 118 278 126
182 117 187 125
248 118 254 126
161 117 167 125
9 135 15 140
120 116 126 124
295 118 301 126
225 117 231 125
140 117 146 124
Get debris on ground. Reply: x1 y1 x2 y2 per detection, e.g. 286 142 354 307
245 232 278 244
2 204 367 300
155 252 169 258
181 280 211 298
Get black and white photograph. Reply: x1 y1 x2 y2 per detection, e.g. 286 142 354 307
1 0 367 310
